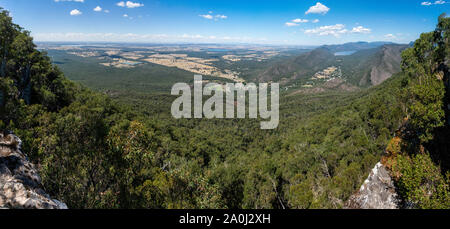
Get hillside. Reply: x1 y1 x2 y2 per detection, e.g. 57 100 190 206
323 41 395 52
257 42 408 88
351 14 450 209
258 47 335 83
357 44 407 86
338 44 408 86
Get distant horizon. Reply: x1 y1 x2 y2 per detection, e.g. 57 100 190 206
34 40 408 48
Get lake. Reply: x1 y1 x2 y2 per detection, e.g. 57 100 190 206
335 51 356 56
207 48 231 52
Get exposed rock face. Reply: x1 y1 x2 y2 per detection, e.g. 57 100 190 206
0 133 67 209
369 45 405 86
358 45 407 86
345 162 400 209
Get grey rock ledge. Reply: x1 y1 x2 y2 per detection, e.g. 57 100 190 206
0 133 68 209
345 162 400 209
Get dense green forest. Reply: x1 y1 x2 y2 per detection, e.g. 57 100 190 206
0 8 449 209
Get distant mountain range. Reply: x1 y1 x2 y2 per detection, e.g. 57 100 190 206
322 41 396 52
258 41 409 87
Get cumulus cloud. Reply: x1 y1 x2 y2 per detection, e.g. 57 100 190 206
70 9 82 16
199 13 228 21
215 15 227 19
292 18 309 23
384 34 397 39
305 2 330 15
199 14 214 19
421 1 447 5
93 6 109 13
305 24 347 36
351 26 371 34
305 24 371 37
285 18 311 27
285 22 299 27
182 34 204 39
117 1 144 8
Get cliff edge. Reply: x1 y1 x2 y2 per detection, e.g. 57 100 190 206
0 133 67 209
345 162 400 209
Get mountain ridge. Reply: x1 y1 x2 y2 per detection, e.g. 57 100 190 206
258 42 409 88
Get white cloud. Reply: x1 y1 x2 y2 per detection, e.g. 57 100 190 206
305 24 347 37
117 1 144 8
123 14 129 18
421 1 447 5
215 15 227 19
292 18 309 23
182 34 204 39
285 22 299 27
70 9 82 16
384 34 397 39
93 6 109 13
126 1 144 8
306 2 330 15
351 26 371 34
312 19 320 23
305 24 371 37
94 6 102 12
285 18 310 27
199 14 214 19
199 14 228 21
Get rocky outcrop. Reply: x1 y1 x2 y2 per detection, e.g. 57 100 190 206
369 45 406 86
0 133 67 209
358 44 408 86
345 162 400 209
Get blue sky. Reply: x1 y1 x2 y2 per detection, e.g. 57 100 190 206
0 0 448 45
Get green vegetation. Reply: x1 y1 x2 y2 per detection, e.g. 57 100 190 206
257 43 407 87
387 14 450 209
1 8 449 209
47 49 217 93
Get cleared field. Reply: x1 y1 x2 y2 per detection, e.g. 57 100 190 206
143 54 244 82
